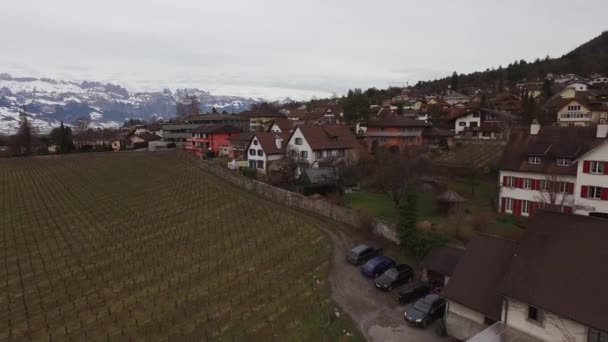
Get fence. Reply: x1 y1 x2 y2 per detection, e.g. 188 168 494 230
185 154 400 244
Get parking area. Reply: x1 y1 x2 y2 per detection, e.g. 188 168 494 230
322 227 451 342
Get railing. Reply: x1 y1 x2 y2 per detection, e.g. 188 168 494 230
185 137 209 143
366 131 422 137
560 112 591 119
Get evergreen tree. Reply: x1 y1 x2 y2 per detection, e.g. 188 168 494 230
450 71 459 90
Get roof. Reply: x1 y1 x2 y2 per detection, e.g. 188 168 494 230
499 211 608 332
227 132 254 143
365 117 431 128
421 245 464 276
237 111 286 119
436 191 465 203
299 168 335 185
269 118 294 132
249 132 288 155
423 127 455 138
133 132 161 141
498 126 604 176
190 124 242 134
442 234 516 320
294 124 360 151
186 114 248 122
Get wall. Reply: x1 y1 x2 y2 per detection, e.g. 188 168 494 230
185 153 400 244
574 143 608 216
446 301 487 341
455 114 481 134
246 136 269 174
287 127 315 165
503 298 588 342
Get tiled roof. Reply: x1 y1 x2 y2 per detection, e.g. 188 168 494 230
296 124 360 151
250 132 288 155
133 132 161 141
421 245 464 276
442 234 516 320
269 118 295 132
498 126 604 175
499 211 608 332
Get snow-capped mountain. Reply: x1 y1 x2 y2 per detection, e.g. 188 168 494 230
0 73 261 134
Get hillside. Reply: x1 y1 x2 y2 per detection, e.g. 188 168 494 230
413 31 608 93
0 74 261 135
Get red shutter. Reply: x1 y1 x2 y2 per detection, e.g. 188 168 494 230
604 162 608 175
530 201 537 216
502 176 507 187
602 188 608 201
514 200 521 216
533 179 540 190
501 198 506 213
581 186 589 198
567 182 574 194
517 178 523 188
583 161 591 173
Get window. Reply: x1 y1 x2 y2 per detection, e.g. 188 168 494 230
505 198 513 213
591 161 605 174
589 186 603 200
588 328 608 342
522 200 530 216
473 112 480 118
459 122 466 126
529 156 541 165
253 140 258 146
556 158 572 166
256 160 264 169
559 182 568 193
315 151 321 158
523 178 531 190
470 122 478 128
482 132 491 137
506 177 515 187
249 149 255 156
527 306 542 323
257 150 263 156
300 151 308 158
249 160 255 168
295 137 303 145
540 180 548 191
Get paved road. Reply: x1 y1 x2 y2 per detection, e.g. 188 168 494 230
321 227 450 342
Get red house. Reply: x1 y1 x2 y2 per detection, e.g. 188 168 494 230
364 117 431 151
184 124 242 157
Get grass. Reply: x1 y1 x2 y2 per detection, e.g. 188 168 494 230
345 177 525 242
0 152 363 341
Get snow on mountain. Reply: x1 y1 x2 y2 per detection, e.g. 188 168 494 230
0 73 261 135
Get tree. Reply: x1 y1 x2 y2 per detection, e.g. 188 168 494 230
372 146 429 207
534 175 575 211
50 122 74 153
342 89 370 123
16 106 33 154
211 107 218 114
542 79 553 98
450 71 459 91
176 95 201 119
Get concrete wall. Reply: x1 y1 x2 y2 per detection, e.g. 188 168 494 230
503 298 588 342
446 301 487 341
186 153 400 244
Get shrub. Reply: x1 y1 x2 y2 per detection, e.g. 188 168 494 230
241 167 257 179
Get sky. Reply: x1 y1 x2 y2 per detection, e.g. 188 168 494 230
2 0 607 100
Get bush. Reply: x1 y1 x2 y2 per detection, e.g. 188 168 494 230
241 167 257 179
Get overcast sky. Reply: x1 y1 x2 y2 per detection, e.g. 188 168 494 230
2 0 607 100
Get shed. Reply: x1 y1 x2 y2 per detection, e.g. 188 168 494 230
420 245 465 287
437 190 465 214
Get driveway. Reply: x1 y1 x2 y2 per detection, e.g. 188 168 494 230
321 227 450 342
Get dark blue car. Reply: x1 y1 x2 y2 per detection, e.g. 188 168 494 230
361 256 396 278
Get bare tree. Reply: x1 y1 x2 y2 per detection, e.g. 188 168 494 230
483 108 518 140
73 117 92 149
16 106 33 154
268 147 305 189
176 95 201 119
372 146 429 207
534 175 575 211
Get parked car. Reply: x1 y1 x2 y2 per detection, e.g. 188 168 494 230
374 264 414 290
404 294 446 328
361 256 396 278
397 282 433 305
346 244 382 265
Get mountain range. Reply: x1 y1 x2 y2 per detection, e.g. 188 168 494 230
0 73 262 135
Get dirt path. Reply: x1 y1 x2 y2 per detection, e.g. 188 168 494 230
320 226 449 342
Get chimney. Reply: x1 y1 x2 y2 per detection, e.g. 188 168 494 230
275 135 283 149
597 119 608 139
530 119 541 135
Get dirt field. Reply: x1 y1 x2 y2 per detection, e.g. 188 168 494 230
0 152 362 341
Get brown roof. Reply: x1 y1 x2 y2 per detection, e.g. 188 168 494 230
269 118 294 132
423 127 455 138
190 124 242 134
442 234 516 320
249 132 288 155
499 211 608 332
133 132 161 141
295 124 360 151
498 126 604 176
421 245 464 276
365 117 431 128
237 111 286 119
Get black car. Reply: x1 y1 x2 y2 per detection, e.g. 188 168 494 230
374 264 414 291
397 282 432 305
346 244 382 265
403 294 446 328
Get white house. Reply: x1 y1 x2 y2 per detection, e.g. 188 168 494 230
565 81 590 92
452 110 502 139
557 98 593 126
498 122 608 217
454 111 481 135
589 76 608 86
245 132 287 174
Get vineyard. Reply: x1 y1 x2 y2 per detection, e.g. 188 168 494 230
432 141 506 171
0 152 361 341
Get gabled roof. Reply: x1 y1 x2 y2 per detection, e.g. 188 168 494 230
248 132 288 155
442 234 516 320
498 126 604 175
293 124 360 151
190 124 242 134
133 132 161 141
499 211 608 332
269 118 295 133
421 245 464 276
227 132 254 145
365 117 431 128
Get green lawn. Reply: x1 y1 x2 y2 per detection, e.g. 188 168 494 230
345 178 525 242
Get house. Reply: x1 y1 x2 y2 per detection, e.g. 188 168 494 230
285 124 362 169
443 91 471 105
420 245 464 287
422 127 455 147
184 124 242 157
129 132 161 148
133 125 149 135
497 122 608 217
565 81 590 92
237 110 286 132
589 76 608 87
491 93 522 113
226 132 254 160
516 82 544 99
148 141 172 152
162 123 202 146
364 117 431 150
185 113 250 131
147 122 163 137
111 139 127 152
552 73 587 85
555 96 608 126
442 234 516 341
445 211 608 342
451 110 503 140
245 131 288 174
267 118 295 133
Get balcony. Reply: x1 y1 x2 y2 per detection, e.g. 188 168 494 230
184 145 202 151
185 137 210 143
560 112 591 120
366 131 422 137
